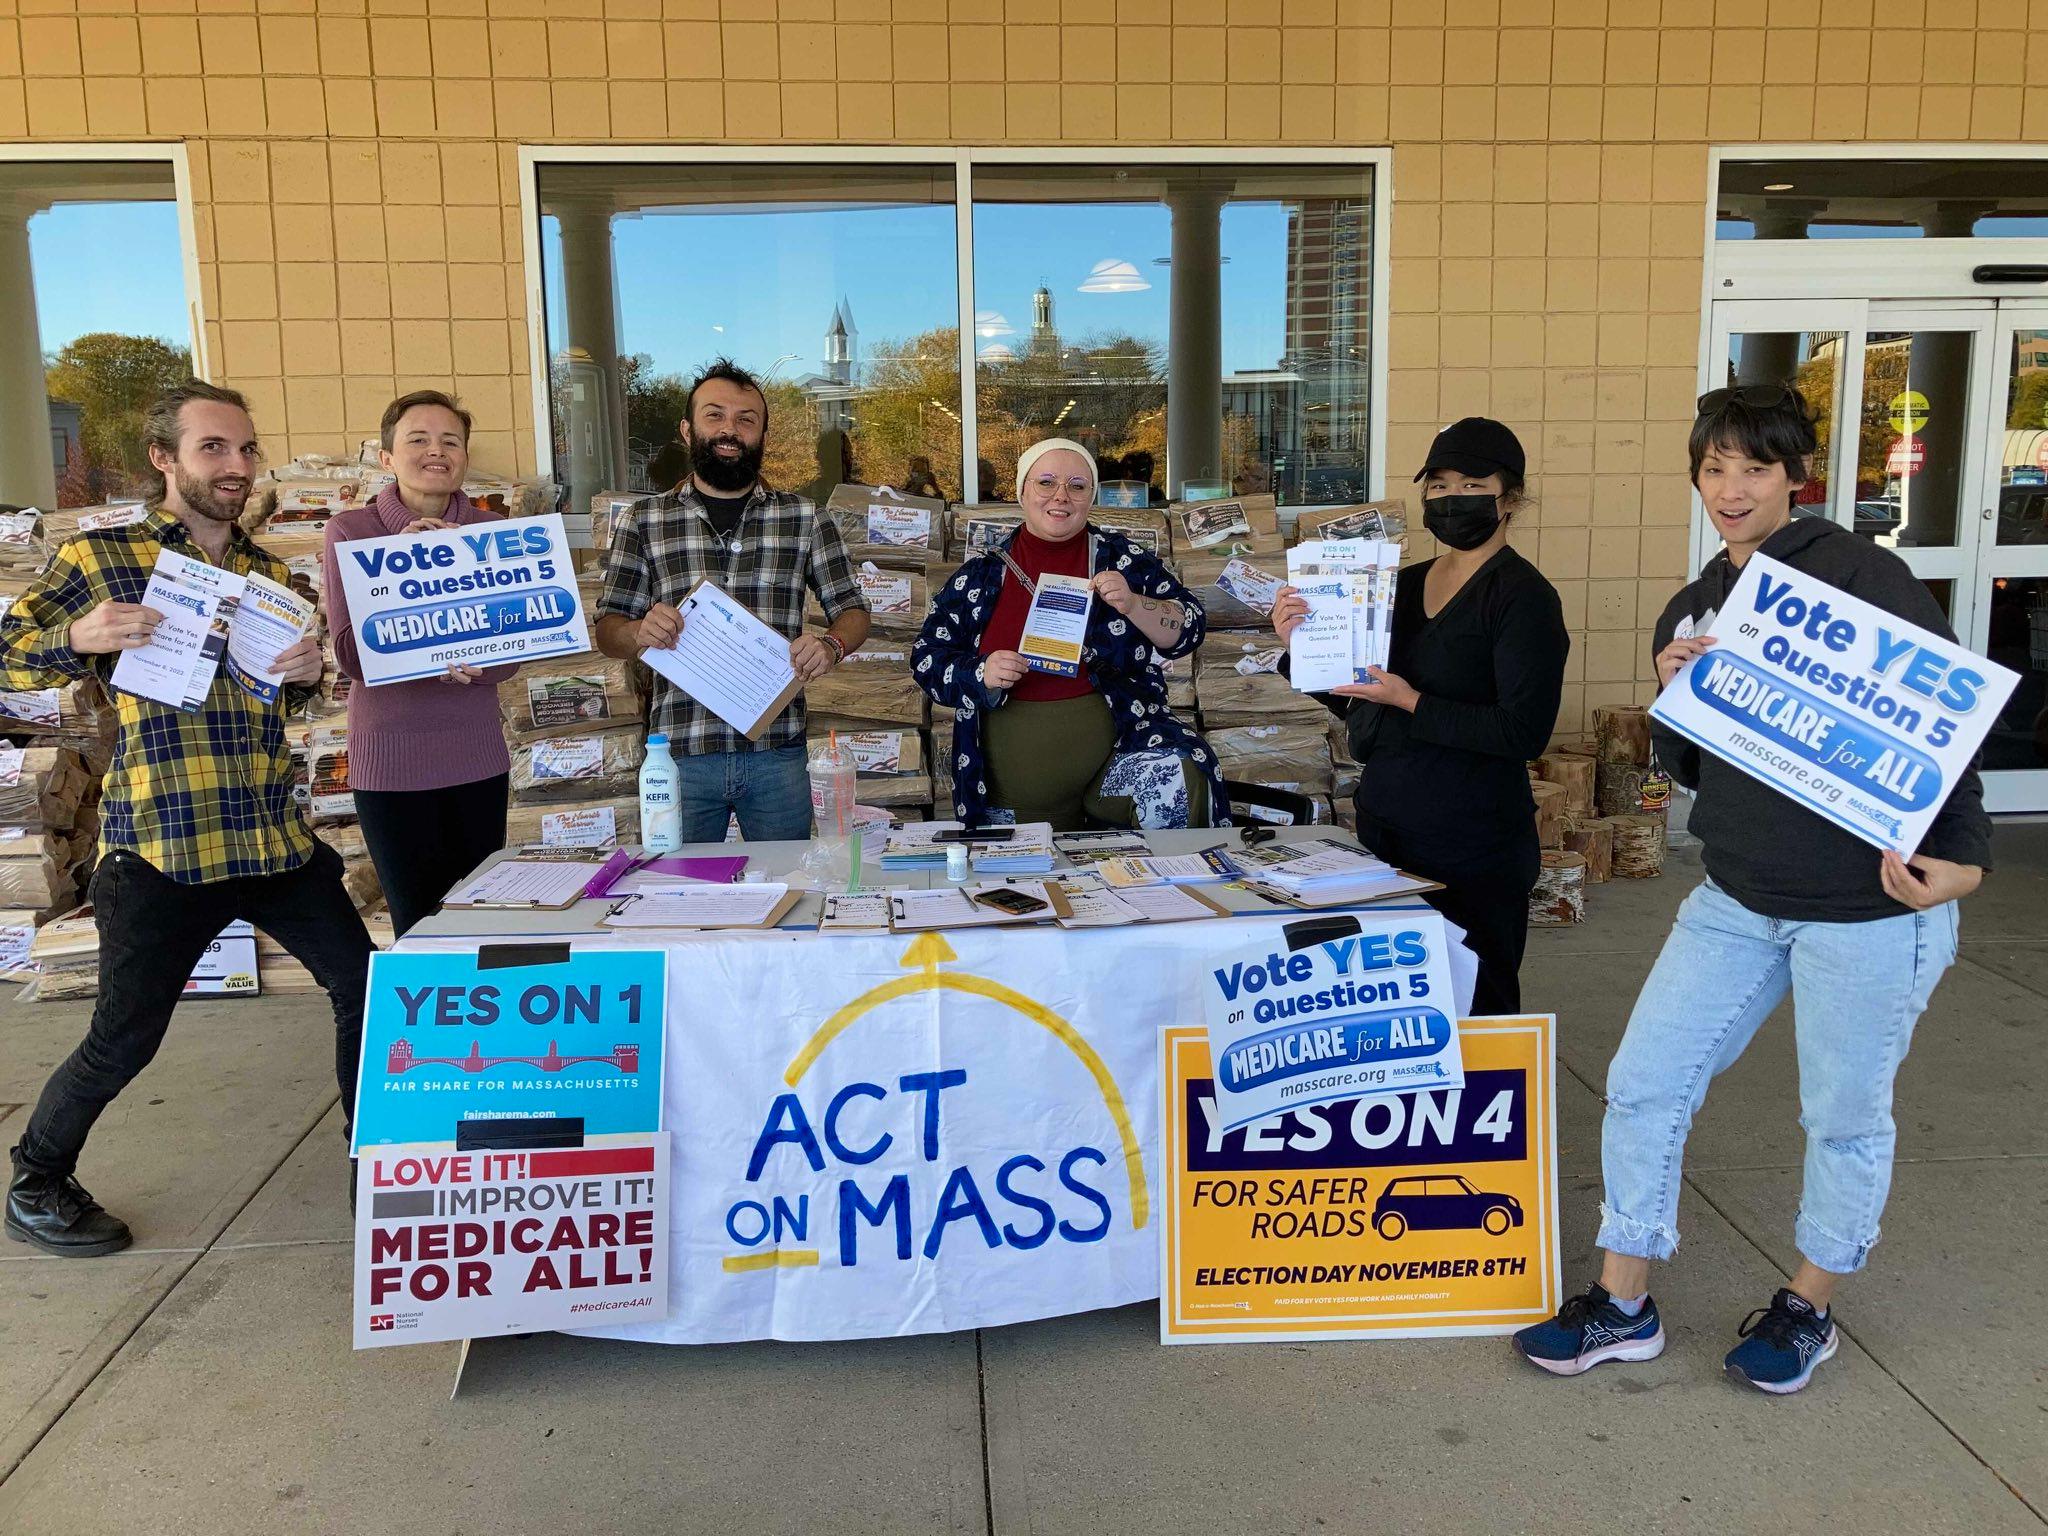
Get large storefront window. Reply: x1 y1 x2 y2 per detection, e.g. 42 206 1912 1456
1717 159 2048 241
0 159 189 510
535 163 963 517
531 155 1379 516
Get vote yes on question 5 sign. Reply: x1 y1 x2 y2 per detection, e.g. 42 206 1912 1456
1651 553 2018 858
1202 913 1463 1134
334 513 592 685
350 948 668 1153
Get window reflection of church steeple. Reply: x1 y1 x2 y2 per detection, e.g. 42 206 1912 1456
825 297 858 383
1029 281 1057 356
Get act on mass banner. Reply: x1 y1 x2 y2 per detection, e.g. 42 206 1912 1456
1160 1018 1560 1344
1650 553 2018 857
333 512 591 684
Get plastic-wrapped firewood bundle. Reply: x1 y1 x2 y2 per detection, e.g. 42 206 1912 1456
953 505 1023 561
501 653 644 743
0 842 79 911
591 490 666 553
510 723 646 804
1195 638 1329 730
804 640 927 728
304 725 356 827
824 484 949 561
1176 550 1282 633
1291 498 1411 547
805 559 930 638
0 507 44 579
504 795 640 850
930 706 957 809
40 502 147 545
1089 506 1172 560
1207 720 1335 796
0 745 90 830
22 904 101 1001
1171 495 1283 563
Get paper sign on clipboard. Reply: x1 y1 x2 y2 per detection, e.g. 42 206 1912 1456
640 581 805 741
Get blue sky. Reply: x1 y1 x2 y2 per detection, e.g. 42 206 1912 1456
28 202 189 354
546 197 1310 384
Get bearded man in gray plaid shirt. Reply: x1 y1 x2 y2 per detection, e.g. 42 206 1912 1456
595 358 871 841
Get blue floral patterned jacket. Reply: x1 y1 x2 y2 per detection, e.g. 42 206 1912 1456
912 525 1231 827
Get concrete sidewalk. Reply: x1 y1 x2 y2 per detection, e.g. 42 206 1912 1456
2 829 2044 1535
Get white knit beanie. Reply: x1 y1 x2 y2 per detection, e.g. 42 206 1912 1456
1014 438 1098 500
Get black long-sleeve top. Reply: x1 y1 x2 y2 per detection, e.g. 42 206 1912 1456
1318 547 1570 861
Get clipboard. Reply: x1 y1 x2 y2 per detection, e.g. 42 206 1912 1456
640 581 805 742
602 886 804 930
442 858 595 911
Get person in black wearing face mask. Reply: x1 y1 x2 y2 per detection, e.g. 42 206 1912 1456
1273 418 1569 1012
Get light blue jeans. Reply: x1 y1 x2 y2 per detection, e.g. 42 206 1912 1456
673 744 811 844
1599 878 1959 1275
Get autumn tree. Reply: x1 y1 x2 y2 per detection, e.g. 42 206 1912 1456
43 332 192 505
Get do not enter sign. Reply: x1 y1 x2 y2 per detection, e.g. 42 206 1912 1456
1887 435 1925 477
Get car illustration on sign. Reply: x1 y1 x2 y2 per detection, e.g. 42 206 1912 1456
1372 1175 1524 1240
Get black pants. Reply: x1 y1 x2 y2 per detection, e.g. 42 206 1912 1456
14 843 374 1178
352 774 509 939
1355 810 1540 1017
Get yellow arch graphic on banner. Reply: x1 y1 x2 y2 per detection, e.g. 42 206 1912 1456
784 932 1149 1229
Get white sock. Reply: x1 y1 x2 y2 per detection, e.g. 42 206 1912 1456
1609 1292 1647 1318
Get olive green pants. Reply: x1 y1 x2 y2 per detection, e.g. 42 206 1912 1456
982 692 1210 832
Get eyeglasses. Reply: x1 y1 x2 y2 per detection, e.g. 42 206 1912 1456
1027 475 1093 501
1697 383 1795 413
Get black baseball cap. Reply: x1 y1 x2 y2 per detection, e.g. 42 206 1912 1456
1414 417 1526 483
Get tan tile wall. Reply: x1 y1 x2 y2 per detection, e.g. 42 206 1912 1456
4 0 2044 730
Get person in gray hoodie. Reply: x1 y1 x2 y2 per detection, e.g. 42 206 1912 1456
1514 382 1991 1395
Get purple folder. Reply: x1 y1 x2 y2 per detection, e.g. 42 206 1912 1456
638 855 749 885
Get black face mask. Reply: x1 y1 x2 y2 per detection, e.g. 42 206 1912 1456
690 431 764 493
1424 493 1501 550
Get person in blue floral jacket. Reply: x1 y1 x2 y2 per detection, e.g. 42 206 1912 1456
913 438 1229 830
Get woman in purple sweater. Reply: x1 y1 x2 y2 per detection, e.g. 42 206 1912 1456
322 391 518 935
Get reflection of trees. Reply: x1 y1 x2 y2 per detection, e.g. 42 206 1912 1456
976 330 1167 493
2010 369 2048 432
1797 345 1910 495
842 327 963 497
43 332 192 507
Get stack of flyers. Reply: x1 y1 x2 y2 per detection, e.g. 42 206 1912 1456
1284 538 1399 692
1053 830 1152 866
1096 848 1242 888
970 823 1055 874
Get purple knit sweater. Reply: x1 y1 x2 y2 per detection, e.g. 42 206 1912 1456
322 485 516 792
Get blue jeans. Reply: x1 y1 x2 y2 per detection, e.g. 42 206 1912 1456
1598 878 1959 1275
674 744 811 844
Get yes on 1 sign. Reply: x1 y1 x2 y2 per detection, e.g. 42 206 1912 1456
350 948 667 1153
334 512 591 685
1650 553 2019 856
1201 912 1462 1134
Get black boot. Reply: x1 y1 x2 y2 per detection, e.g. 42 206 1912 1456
6 1159 133 1257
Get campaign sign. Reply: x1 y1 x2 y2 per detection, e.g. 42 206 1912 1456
1201 913 1462 1134
335 512 591 685
350 948 666 1153
1161 1019 1559 1343
353 1133 670 1348
1650 553 2019 857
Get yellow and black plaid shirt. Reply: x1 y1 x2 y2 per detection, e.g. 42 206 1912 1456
0 506 317 885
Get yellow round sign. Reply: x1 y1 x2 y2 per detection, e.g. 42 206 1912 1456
1890 390 1930 434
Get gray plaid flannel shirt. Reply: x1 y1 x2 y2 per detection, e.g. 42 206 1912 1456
595 484 867 755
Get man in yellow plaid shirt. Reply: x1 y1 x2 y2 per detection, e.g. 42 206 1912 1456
3 381 373 1258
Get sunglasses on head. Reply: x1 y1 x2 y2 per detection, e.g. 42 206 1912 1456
1697 383 1796 413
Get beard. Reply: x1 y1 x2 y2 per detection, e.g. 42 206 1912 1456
171 466 248 525
691 432 763 493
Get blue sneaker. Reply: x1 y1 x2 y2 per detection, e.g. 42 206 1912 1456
1513 1283 1665 1376
1725 1288 1838 1394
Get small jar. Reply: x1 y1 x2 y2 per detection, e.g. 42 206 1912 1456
946 843 969 881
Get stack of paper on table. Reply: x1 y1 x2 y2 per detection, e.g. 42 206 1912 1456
969 824 1054 874
1052 830 1152 866
1241 845 1436 906
1051 873 1228 928
1095 849 1242 888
